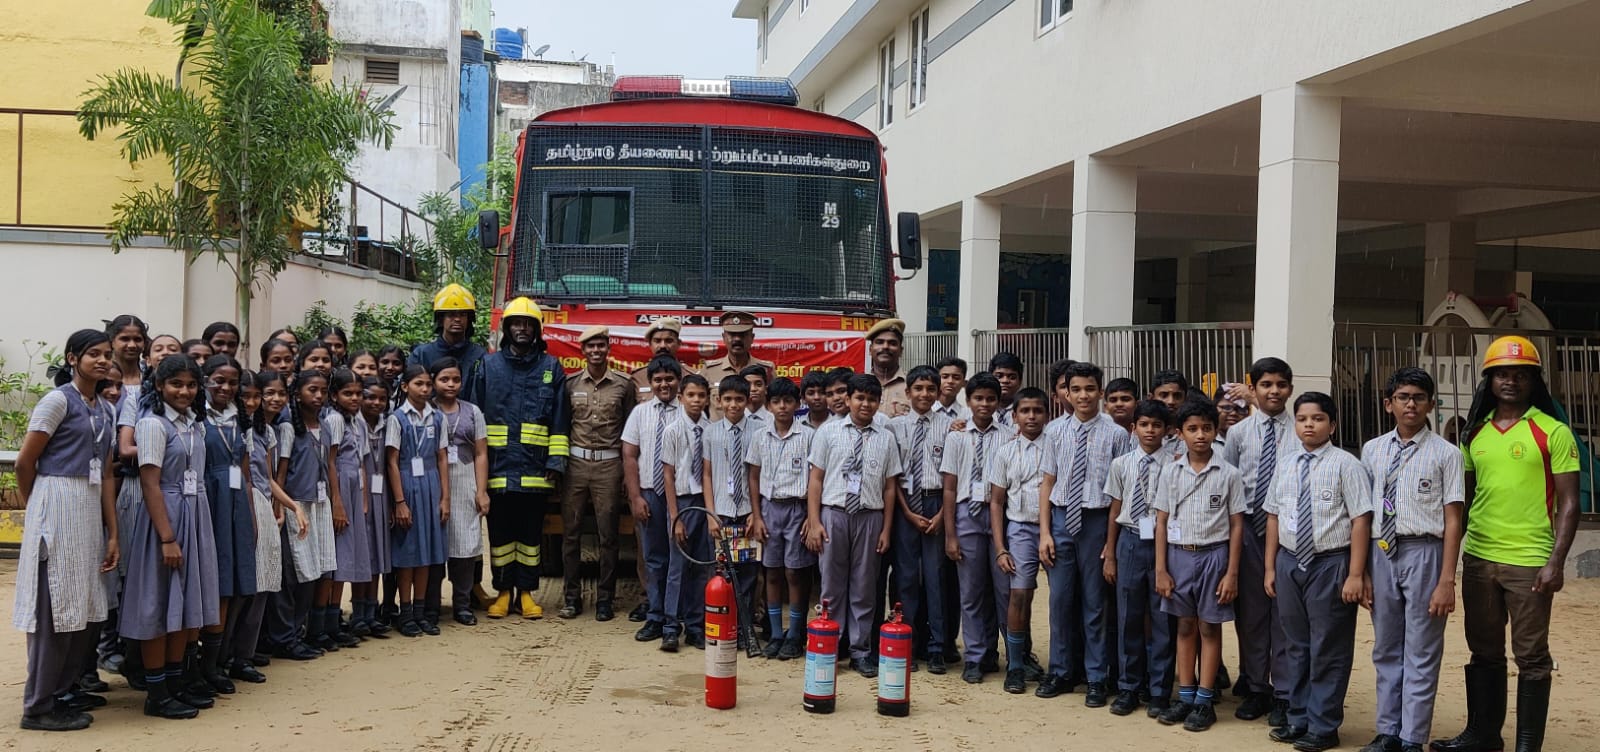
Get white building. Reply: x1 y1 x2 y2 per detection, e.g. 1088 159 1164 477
736 0 1600 395
495 58 617 145
328 0 463 233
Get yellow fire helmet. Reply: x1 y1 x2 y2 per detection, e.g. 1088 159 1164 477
1482 335 1541 372
501 296 544 324
432 283 476 312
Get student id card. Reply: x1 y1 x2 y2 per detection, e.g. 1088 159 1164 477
371 474 384 495
88 458 102 486
970 480 987 504
317 481 328 503
229 465 243 490
411 456 425 477
182 469 199 497
1279 508 1298 535
1166 521 1182 543
846 473 862 495
447 446 459 465
1139 517 1155 541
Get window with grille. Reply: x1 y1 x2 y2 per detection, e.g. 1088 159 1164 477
909 7 930 110
514 124 889 311
1040 0 1073 30
364 59 400 84
877 37 896 129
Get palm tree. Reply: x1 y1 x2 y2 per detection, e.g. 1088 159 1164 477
78 0 395 344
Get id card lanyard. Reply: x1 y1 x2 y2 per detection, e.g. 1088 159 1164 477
177 415 200 498
76 388 107 485
409 408 433 478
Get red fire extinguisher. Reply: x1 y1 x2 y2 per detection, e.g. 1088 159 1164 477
877 602 911 717
704 569 737 709
803 599 840 714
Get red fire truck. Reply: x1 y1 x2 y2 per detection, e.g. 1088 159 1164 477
485 75 921 375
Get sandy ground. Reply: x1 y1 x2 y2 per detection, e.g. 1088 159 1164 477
0 557 1597 752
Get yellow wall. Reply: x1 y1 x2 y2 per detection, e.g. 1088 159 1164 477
0 0 179 226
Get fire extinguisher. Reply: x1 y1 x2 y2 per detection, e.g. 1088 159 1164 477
877 602 911 717
803 599 840 714
704 567 737 709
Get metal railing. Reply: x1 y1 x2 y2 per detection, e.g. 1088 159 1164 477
972 328 1073 395
1333 322 1600 513
902 331 960 370
1085 322 1256 394
1 107 430 282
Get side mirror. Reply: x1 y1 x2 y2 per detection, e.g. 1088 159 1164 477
896 211 922 270
477 210 501 250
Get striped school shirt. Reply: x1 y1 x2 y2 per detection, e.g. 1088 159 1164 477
746 421 815 501
987 433 1048 523
1152 454 1247 546
808 419 902 511
700 417 752 517
1105 446 1174 530
661 410 712 498
1265 442 1375 554
1042 412 1131 510
1220 409 1299 514
1361 428 1465 539
889 408 955 495
939 420 1016 505
621 397 682 492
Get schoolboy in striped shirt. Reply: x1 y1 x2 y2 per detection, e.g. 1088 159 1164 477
1264 392 1374 752
746 377 814 660
940 373 1015 684
621 354 682 644
989 387 1051 695
888 366 954 674
1359 368 1464 752
698 376 759 650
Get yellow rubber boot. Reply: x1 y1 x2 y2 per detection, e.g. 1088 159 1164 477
519 592 543 620
487 591 512 619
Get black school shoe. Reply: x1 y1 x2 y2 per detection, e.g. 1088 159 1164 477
1268 698 1291 728
628 603 648 622
927 654 947 675
1157 701 1193 726
1359 734 1401 752
251 652 272 666
778 636 804 660
634 621 664 641
227 659 266 684
419 619 441 636
1110 690 1141 716
1004 669 1027 694
53 691 107 712
685 633 706 650
762 638 783 659
20 708 92 731
854 658 878 679
1146 696 1170 719
1271 725 1309 744
962 662 983 684
660 634 680 653
1183 703 1218 732
979 652 1001 674
1237 692 1273 721
1084 681 1110 708
1035 674 1070 698
595 601 615 622
75 672 110 694
1292 733 1340 752
454 609 477 626
1022 653 1047 683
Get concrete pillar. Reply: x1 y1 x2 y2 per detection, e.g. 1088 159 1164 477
1176 248 1209 323
1253 86 1341 395
1423 220 1476 316
1068 158 1138 359
957 196 1001 363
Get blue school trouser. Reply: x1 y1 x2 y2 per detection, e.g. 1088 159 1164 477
1116 531 1175 700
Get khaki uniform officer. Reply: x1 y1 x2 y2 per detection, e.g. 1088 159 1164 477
631 317 689 398
559 325 637 621
702 310 775 420
866 318 911 418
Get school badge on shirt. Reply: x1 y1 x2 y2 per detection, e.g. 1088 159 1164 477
1208 494 1222 509
1417 478 1434 494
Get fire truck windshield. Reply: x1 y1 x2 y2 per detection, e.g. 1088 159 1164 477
511 123 891 313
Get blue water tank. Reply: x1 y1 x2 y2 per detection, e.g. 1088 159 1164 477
492 28 523 60
461 33 484 64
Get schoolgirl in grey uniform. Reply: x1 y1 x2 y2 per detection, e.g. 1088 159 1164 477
12 330 119 732
88 315 147 681
386 364 451 637
197 355 254 697
329 369 378 636
430 358 489 627
352 376 393 637
276 369 348 653
123 355 221 720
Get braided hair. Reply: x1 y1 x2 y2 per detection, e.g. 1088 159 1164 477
139 354 205 421
288 369 328 437
329 367 361 419
393 363 431 410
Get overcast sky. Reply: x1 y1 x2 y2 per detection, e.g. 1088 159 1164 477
492 1 756 78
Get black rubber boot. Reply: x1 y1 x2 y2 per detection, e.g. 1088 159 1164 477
198 638 236 695
180 645 217 700
1514 675 1550 752
1431 664 1506 752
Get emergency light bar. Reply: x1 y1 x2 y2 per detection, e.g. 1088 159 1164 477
611 75 800 106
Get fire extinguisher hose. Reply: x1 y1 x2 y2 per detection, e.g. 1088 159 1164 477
670 505 762 657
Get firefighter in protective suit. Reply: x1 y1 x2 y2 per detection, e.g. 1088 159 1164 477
411 283 488 404
471 297 570 619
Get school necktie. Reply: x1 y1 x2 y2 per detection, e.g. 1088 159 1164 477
1131 454 1153 523
730 424 745 509
844 426 866 514
1253 418 1278 537
691 424 704 487
908 415 929 516
1061 425 1088 536
652 403 671 495
969 430 988 517
1296 452 1315 570
1380 440 1412 558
